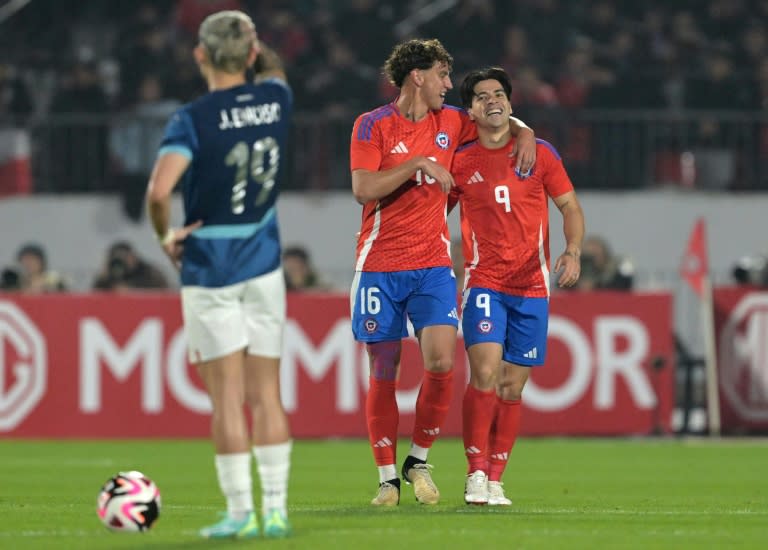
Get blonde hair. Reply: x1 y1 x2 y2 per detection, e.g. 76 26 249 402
198 10 257 73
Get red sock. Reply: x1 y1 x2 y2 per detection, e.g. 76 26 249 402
462 385 497 474
411 370 453 448
366 377 398 466
488 398 521 481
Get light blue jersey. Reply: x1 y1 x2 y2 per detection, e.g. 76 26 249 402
158 78 292 287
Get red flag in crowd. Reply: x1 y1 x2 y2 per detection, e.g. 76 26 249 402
680 218 709 298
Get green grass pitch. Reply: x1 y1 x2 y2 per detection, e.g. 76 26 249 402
0 438 766 549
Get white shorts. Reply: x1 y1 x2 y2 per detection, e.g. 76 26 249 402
181 268 286 363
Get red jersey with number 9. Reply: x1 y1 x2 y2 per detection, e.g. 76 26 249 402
350 102 475 272
451 138 574 297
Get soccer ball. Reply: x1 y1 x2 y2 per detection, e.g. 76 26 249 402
97 471 161 532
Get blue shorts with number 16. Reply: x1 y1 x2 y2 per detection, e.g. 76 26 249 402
350 267 459 343
461 287 549 366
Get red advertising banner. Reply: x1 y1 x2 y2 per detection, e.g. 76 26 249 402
0 291 674 438
714 287 768 433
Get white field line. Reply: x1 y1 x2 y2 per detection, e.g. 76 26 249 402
160 504 767 516
2 506 765 537
0 458 117 467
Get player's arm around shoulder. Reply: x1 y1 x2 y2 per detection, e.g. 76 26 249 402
509 116 536 175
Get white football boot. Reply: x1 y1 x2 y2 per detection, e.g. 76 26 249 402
487 481 512 506
464 470 489 505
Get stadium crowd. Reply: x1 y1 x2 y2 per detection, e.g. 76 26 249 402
0 0 766 194
1 0 767 292
2 0 766 120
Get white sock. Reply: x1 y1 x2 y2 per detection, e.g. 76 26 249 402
214 453 253 520
409 443 429 461
252 440 292 515
378 464 397 483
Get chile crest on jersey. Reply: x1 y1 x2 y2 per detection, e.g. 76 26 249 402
435 131 450 150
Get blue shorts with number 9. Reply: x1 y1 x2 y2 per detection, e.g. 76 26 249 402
350 267 459 343
461 287 549 366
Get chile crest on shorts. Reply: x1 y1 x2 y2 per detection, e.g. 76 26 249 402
477 319 493 333
364 318 378 334
435 131 450 150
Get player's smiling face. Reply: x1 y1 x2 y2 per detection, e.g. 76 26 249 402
421 61 453 110
468 79 511 129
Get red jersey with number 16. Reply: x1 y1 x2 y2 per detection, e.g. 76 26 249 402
350 102 475 272
451 138 574 297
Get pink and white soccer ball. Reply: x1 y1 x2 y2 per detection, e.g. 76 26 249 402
97 471 161 532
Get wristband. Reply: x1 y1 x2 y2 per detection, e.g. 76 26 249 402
158 229 175 246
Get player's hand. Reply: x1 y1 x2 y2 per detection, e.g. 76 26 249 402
511 127 536 177
554 249 580 288
420 157 454 193
161 220 203 271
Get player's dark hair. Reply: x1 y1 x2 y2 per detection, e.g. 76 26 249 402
460 67 512 109
383 38 453 88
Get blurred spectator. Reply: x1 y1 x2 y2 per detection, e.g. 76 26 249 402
282 246 328 292
739 22 768 75
93 241 169 291
47 59 109 191
732 254 768 287
510 65 559 109
117 20 173 104
256 9 312 68
165 35 207 103
334 0 394 68
109 74 181 220
497 25 535 77
0 267 20 291
571 235 634 291
686 51 752 113
556 38 615 109
0 64 33 123
173 0 244 39
3 243 69 293
302 33 377 117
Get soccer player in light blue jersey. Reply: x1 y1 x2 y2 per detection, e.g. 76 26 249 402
146 10 291 539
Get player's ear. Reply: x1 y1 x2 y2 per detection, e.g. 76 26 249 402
193 44 207 66
411 68 424 87
248 43 260 67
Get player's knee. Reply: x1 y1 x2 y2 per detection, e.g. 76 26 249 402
497 376 527 400
469 364 497 390
424 354 454 373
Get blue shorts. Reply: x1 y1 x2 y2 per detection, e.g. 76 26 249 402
461 287 549 366
350 267 458 343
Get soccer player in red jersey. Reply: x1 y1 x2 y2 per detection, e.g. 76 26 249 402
450 67 585 505
349 39 537 506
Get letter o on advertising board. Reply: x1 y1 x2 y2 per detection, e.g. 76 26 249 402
525 316 592 411
0 301 47 430
719 292 768 422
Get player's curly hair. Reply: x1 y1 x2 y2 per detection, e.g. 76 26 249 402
383 38 453 88
459 67 512 109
